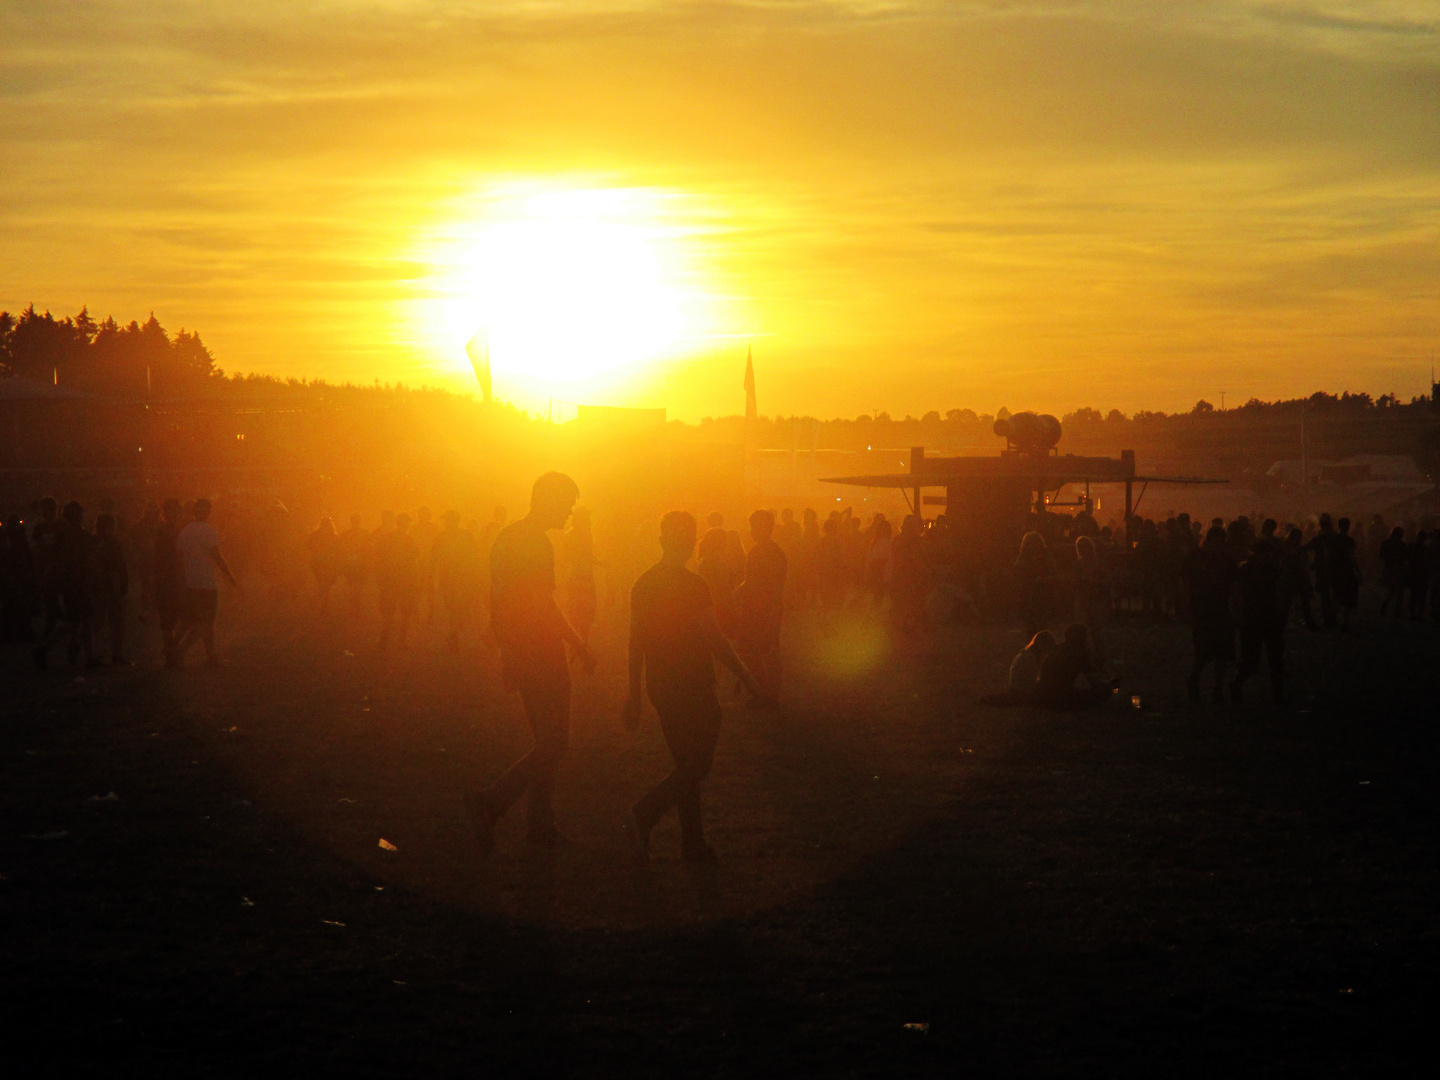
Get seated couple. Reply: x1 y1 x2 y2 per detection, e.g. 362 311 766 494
983 623 1116 710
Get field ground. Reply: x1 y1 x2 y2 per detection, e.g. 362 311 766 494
2 590 1436 1076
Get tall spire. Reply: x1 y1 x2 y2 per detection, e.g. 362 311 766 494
743 344 757 421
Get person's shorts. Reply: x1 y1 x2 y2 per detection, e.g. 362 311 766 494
1192 619 1235 661
59 590 93 622
1333 579 1360 609
185 588 219 625
651 691 723 777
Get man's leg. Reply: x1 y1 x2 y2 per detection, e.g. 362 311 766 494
1265 624 1285 702
521 666 570 840
1232 624 1261 702
634 699 721 859
482 657 571 839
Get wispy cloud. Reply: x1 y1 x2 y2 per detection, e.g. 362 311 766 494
2 0 1437 413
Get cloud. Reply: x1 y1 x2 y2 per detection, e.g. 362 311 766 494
1 0 1438 414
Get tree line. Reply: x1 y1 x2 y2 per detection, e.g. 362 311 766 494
0 305 220 398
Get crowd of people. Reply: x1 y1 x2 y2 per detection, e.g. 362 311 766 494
3 474 1433 860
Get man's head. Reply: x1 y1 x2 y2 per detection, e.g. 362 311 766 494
1338 516 1351 535
1063 622 1089 648
530 472 580 531
749 508 775 543
1026 629 1057 657
443 509 461 530
396 513 411 534
659 510 698 560
193 498 212 522
38 496 57 520
162 498 183 524
1319 513 1333 531
1263 518 1277 536
62 500 84 526
1204 525 1226 550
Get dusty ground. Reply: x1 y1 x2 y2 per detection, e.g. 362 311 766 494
2 590 1435 1076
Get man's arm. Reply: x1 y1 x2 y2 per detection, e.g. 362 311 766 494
622 611 644 730
700 609 770 703
209 546 240 590
547 596 593 667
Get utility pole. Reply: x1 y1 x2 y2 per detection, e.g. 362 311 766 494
1220 390 1226 412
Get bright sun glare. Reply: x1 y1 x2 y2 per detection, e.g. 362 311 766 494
436 187 704 387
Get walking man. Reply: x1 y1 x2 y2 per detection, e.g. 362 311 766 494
1231 538 1286 704
623 511 769 864
1181 525 1237 703
170 498 239 668
468 473 594 853
735 508 787 697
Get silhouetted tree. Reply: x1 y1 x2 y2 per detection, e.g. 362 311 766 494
0 305 222 397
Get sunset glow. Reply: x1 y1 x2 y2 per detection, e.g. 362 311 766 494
3 3 1438 415
427 187 714 391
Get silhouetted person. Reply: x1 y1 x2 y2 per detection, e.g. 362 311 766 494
697 526 739 638
1073 534 1107 669
623 510 768 864
1231 539 1285 704
31 496 61 643
817 516 847 611
33 501 96 669
1331 517 1361 632
431 509 479 651
1307 514 1339 630
981 629 1057 706
560 506 599 647
1182 525 1237 703
468 472 594 853
736 509 787 697
1378 526 1406 617
795 508 820 607
1280 526 1317 630
890 513 927 630
91 514 129 665
865 515 893 606
336 514 369 617
170 498 239 668
1405 531 1430 620
413 505 440 627
3 514 38 641
1015 531 1055 637
131 503 160 615
307 516 340 616
154 499 186 655
1035 623 1113 710
375 512 419 650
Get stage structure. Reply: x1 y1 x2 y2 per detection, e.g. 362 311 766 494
822 411 1225 541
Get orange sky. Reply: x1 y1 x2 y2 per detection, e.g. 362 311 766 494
2 2 1438 418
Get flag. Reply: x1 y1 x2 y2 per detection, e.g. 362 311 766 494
743 345 756 421
466 330 492 404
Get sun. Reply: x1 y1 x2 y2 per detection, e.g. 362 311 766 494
435 187 705 387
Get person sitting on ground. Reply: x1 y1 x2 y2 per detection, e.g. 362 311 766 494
981 629 1057 706
1035 623 1116 710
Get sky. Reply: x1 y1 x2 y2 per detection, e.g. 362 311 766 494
2 1 1438 419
